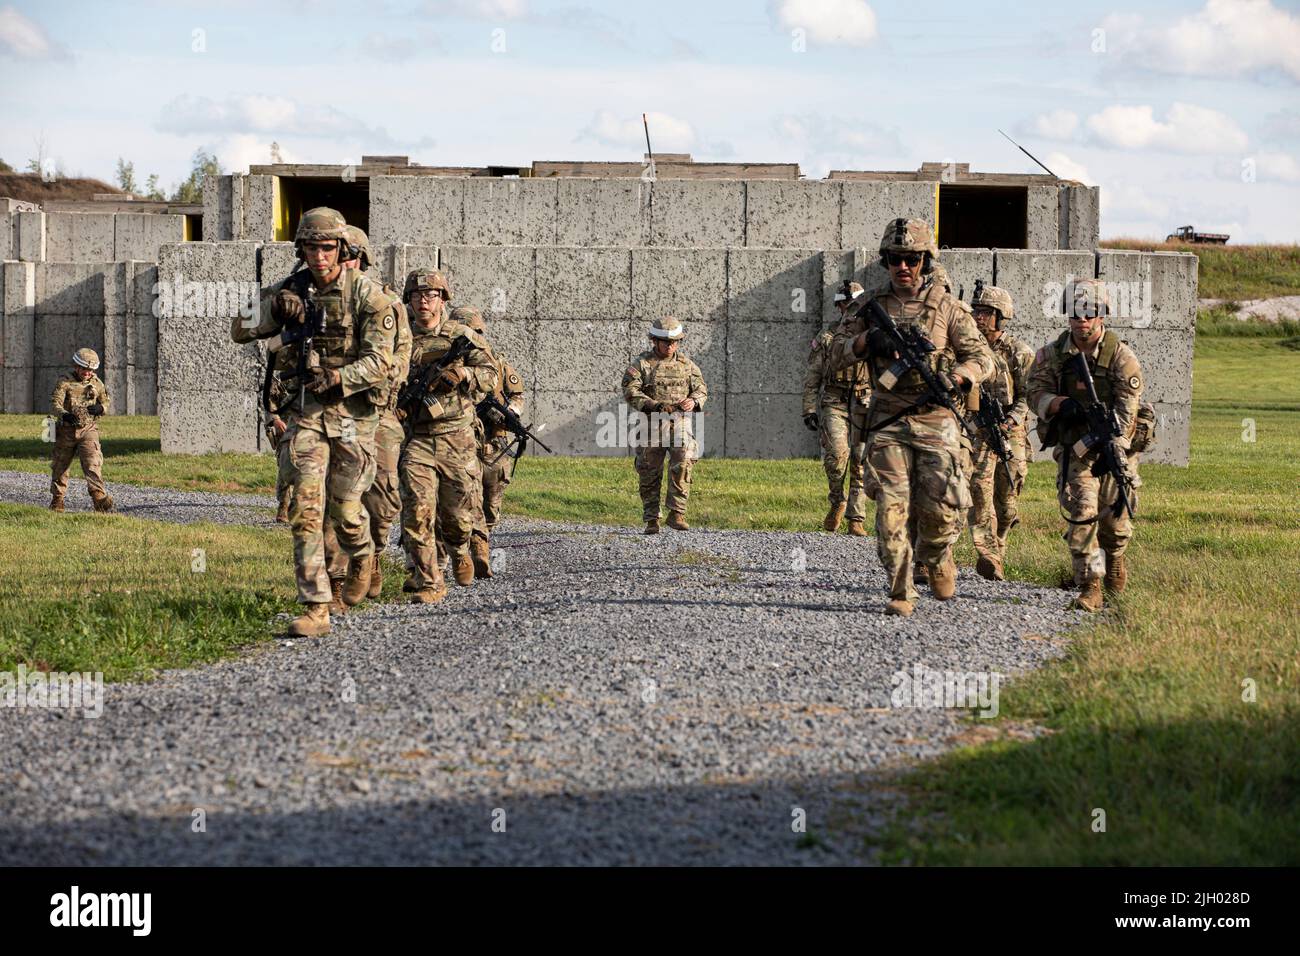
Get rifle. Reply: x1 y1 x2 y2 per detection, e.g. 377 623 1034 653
973 394 1015 485
1069 352 1138 522
476 393 553 468
396 334 475 422
853 298 979 442
263 269 324 413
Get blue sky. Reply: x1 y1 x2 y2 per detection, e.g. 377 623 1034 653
2 0 1298 241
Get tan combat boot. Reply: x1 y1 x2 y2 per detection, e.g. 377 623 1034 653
976 554 1004 582
275 492 291 524
644 518 660 535
367 554 384 599
886 598 914 617
91 493 114 513
913 563 929 587
471 536 493 579
666 511 690 531
846 520 867 537
1071 576 1104 612
49 495 65 513
1104 553 1128 594
929 555 958 601
453 554 475 586
287 603 331 637
410 579 447 604
328 577 348 616
823 502 846 533
342 557 371 606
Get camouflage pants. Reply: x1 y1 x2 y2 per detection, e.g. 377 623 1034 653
869 408 970 602
967 426 1028 563
1056 446 1135 583
635 425 697 521
285 421 378 605
472 438 513 541
819 397 874 521
362 410 405 554
50 424 105 499
400 427 480 590
276 428 345 579
273 430 291 511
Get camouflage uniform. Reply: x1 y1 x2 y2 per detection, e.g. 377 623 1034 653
829 220 995 611
49 349 112 512
398 272 497 596
232 209 397 614
802 288 873 532
622 318 708 530
1027 279 1144 610
966 286 1035 576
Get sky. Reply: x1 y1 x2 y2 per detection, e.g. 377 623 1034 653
1 0 1298 242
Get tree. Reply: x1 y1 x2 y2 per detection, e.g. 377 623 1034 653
144 173 165 201
115 158 138 195
0 157 13 173
171 149 221 204
25 132 49 176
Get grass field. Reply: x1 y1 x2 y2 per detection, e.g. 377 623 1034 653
1 332 1297 863
1103 238 1300 301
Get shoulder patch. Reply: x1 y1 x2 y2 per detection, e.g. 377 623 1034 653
1128 375 1140 389
383 314 394 330
508 373 520 385
625 366 638 378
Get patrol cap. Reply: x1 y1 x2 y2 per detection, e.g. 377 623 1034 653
1063 278 1110 319
72 348 100 370
343 225 373 270
648 316 685 340
404 269 451 302
450 305 485 334
879 217 938 257
833 281 865 304
972 284 1015 322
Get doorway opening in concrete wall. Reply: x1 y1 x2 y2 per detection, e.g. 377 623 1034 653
276 177 370 242
938 185 1027 249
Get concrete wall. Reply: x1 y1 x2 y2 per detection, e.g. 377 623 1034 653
1 209 186 263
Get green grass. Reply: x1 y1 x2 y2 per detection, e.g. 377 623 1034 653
1103 238 1300 300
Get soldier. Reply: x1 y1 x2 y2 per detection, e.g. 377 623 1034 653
803 280 873 535
231 207 397 637
397 270 497 602
828 219 995 616
342 227 413 601
1027 278 1145 613
966 285 1035 581
49 348 113 513
451 305 526 579
622 317 708 534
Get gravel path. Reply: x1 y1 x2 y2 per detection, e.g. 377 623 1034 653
0 470 1086 865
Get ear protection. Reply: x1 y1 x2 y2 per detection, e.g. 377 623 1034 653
295 238 354 263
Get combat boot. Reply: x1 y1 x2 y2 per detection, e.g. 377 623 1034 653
453 554 475 586
367 554 384 599
913 563 929 587
328 577 348 616
823 502 846 533
341 557 372 606
287 603 331 637
275 492 291 524
885 598 914 617
846 520 867 537
49 495 64 513
1071 576 1104 613
666 511 690 531
471 536 493 579
929 556 958 601
91 493 114 513
1104 553 1128 594
644 518 660 535
410 580 447 605
976 554 1004 582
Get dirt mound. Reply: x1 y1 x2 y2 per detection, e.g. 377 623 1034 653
0 172 123 205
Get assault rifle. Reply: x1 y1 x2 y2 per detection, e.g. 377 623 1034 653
973 394 1015 485
396 334 475 422
1070 352 1138 522
476 394 553 467
263 269 324 414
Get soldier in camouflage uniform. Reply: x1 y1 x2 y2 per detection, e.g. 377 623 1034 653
803 280 873 535
966 285 1035 581
829 219 995 616
1027 278 1146 613
49 348 113 513
397 271 497 602
232 207 397 637
451 305 526 579
622 317 709 534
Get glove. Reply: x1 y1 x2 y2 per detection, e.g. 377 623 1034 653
803 412 819 432
272 290 305 325
1055 397 1086 426
88 403 105 416
432 366 465 393
61 412 78 426
306 368 341 395
866 326 894 357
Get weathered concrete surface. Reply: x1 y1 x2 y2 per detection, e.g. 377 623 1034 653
631 248 728 323
44 212 115 262
745 180 841 250
440 245 535 321
464 178 557 246
1065 186 1100 250
649 180 745 247
1 262 35 411
370 175 463 247
725 392 817 458
936 248 995 301
113 213 185 261
536 248 631 321
530 390 627 457
728 249 821 323
841 182 936 249
1096 250 1199 330
13 210 46 262
821 249 856 328
556 179 651 247
244 175 278 242
993 250 1096 327
1025 186 1060 251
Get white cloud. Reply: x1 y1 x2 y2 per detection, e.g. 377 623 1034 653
210 135 302 175
422 0 527 18
578 110 695 153
1031 110 1079 141
770 0 878 47
0 6 64 59
1217 151 1300 183
156 94 432 150
1085 103 1248 154
1045 152 1090 184
1102 0 1300 83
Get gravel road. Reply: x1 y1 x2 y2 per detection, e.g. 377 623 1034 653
0 470 1085 865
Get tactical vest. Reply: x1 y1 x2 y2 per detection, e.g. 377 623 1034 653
869 282 946 396
1053 329 1120 447
408 320 480 433
643 352 693 404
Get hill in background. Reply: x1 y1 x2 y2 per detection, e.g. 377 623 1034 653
1102 239 1300 301
0 172 124 205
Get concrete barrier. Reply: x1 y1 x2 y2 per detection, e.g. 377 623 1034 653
556 179 651 247
745 180 842 250
841 181 936 249
464 178 557 245
649 180 745 247
45 212 115 262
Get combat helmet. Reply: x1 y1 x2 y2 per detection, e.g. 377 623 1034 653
879 217 938 271
928 263 953 293
404 269 451 302
294 207 348 259
450 305 485 334
1063 278 1110 319
972 284 1015 324
648 317 685 340
342 225 373 270
72 348 100 371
